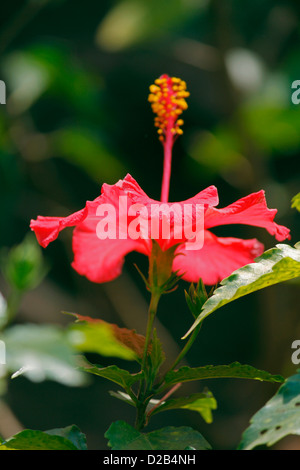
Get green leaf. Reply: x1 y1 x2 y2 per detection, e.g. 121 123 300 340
83 363 144 391
291 193 300 212
3 324 87 386
183 243 300 338
46 425 87 450
239 371 300 450
149 390 217 424
0 425 87 450
105 420 212 450
164 363 284 387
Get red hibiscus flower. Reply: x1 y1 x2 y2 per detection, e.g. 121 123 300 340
30 75 291 286
30 173 290 286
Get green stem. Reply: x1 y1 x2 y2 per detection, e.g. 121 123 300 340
168 323 202 373
153 322 203 396
135 290 161 430
140 291 161 373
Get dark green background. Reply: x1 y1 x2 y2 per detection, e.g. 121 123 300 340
0 0 299 449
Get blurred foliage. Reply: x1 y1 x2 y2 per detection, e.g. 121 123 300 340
0 0 299 450
1 234 47 293
2 323 87 386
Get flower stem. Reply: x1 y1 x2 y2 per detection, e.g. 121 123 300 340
166 323 202 374
141 290 161 373
135 290 161 431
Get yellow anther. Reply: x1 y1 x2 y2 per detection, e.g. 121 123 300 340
149 85 160 93
149 74 189 142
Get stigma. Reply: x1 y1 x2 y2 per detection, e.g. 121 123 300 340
148 74 190 143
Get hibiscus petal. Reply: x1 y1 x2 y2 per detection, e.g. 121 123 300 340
204 190 290 242
29 202 98 248
30 180 150 283
173 230 265 285
72 227 148 283
119 174 219 250
121 173 220 207
71 183 150 282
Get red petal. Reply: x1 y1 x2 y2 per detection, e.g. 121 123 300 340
204 190 290 241
29 201 98 248
119 174 219 250
121 173 219 207
173 230 265 285
71 182 149 282
71 228 148 283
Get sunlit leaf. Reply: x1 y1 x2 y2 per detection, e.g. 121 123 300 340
239 370 300 450
67 313 147 361
105 420 212 450
149 389 217 424
183 244 300 338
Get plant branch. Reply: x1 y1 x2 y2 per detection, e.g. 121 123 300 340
168 323 202 373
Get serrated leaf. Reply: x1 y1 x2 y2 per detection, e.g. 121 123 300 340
239 370 300 450
0 425 87 450
150 390 217 424
67 313 147 361
83 363 144 391
105 420 211 450
184 244 300 338
3 324 86 386
164 363 284 387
